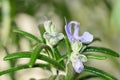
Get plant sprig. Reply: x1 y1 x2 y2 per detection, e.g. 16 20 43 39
0 20 119 80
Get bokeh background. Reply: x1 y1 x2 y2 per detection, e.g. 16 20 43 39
0 0 120 80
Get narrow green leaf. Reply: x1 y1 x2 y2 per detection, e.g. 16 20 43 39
50 47 59 60
53 48 65 67
53 48 61 60
58 54 67 62
14 29 41 43
4 53 64 70
86 54 107 60
44 47 54 58
84 46 119 57
29 44 47 67
93 37 101 42
4 51 31 60
77 75 98 80
84 66 117 80
0 64 50 76
54 38 64 47
29 44 54 68
64 36 71 57
38 26 45 43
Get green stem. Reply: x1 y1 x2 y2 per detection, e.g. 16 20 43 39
65 61 76 80
50 46 56 60
0 64 50 76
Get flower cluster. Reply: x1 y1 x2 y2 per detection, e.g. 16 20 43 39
65 21 93 73
65 21 93 44
43 20 64 46
43 20 94 73
0 19 118 80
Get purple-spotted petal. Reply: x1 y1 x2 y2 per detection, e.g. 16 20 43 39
79 32 93 44
72 59 84 73
65 21 80 42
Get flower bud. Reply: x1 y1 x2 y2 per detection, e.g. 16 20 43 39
72 59 84 73
43 20 64 46
78 54 87 62
44 20 52 33
71 41 82 52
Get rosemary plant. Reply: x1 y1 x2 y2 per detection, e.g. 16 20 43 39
0 20 119 80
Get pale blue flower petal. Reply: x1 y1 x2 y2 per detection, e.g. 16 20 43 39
72 59 84 73
44 20 52 33
65 21 80 42
65 21 93 44
79 32 93 44
73 25 80 40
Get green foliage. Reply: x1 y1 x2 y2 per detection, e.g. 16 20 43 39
1 0 120 80
84 66 117 80
29 44 50 67
4 52 64 71
78 75 98 80
64 36 71 56
0 64 50 76
38 26 46 43
0 25 119 80
84 46 119 57
14 29 42 43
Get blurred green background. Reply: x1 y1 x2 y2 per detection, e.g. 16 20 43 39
0 0 120 80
